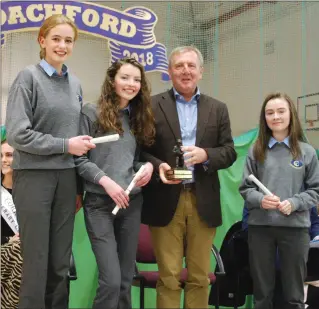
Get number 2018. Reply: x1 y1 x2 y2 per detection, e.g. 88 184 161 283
123 50 154 66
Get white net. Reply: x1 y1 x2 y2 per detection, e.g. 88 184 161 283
1 1 318 148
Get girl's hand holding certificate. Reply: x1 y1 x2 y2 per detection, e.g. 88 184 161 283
277 200 292 215
134 162 153 188
249 174 292 215
261 195 280 210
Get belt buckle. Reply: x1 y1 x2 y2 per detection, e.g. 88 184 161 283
182 183 194 191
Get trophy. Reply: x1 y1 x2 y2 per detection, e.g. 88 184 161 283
165 139 193 180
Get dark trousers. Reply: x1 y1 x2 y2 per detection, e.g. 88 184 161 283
306 285 319 308
248 226 309 309
13 169 77 309
84 192 142 309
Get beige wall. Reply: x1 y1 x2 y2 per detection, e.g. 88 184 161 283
213 2 319 138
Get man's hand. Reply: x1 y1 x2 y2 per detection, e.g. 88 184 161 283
99 176 129 209
181 145 208 167
278 200 292 215
159 163 182 185
135 163 154 187
261 195 280 210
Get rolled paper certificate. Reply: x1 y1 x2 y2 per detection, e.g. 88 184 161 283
112 164 146 215
91 134 119 144
248 174 273 196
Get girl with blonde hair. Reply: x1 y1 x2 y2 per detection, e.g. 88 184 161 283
5 14 95 308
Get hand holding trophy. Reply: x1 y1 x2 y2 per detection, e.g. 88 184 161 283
165 139 193 180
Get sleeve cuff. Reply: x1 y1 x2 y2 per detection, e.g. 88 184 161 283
288 198 298 212
246 193 264 210
94 171 106 184
63 138 69 154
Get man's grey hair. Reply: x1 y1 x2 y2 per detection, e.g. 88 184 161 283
168 46 204 68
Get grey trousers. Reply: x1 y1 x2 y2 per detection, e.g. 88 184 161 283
12 169 77 309
84 192 142 309
248 225 310 309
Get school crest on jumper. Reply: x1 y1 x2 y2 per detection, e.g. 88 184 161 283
290 160 303 169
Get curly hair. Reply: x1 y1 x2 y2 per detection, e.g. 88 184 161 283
97 58 155 146
254 92 306 163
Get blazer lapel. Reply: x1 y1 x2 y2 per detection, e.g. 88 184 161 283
158 89 182 141
196 94 212 145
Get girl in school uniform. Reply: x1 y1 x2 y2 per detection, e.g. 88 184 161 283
5 15 95 308
239 92 319 309
75 57 155 309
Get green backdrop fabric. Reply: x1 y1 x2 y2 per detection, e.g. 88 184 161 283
69 128 259 308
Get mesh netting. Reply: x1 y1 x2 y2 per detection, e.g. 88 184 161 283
1 1 318 147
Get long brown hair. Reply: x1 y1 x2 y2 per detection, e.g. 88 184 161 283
97 58 155 146
37 14 78 60
254 92 305 163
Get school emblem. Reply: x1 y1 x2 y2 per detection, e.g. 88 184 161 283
290 160 303 169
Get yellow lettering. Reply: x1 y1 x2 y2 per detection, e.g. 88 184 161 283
65 5 82 22
100 13 119 34
26 4 44 23
1 10 7 26
8 6 27 25
118 19 136 38
43 4 64 19
82 9 99 27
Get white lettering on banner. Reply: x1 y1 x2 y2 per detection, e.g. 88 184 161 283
123 50 154 66
2 4 137 38
1 2 170 80
8 5 27 24
25 4 44 23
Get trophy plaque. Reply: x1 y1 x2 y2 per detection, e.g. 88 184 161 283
165 139 193 180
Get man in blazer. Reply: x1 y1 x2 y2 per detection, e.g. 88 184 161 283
142 46 237 308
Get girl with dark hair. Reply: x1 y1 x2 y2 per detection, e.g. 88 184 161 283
1 126 16 244
239 92 319 309
75 57 155 309
1 126 22 309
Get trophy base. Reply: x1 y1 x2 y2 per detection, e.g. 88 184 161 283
166 168 193 180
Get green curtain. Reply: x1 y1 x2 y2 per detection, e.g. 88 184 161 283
69 128 259 308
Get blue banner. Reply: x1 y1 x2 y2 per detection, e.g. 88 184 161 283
1 1 169 80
